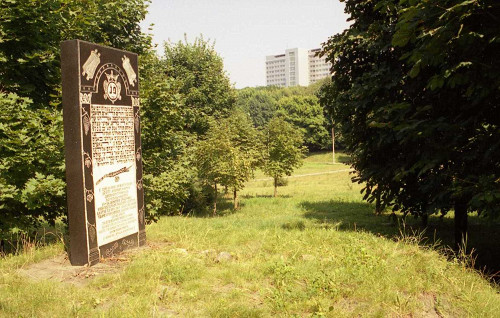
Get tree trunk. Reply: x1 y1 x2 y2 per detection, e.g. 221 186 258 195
454 202 468 250
331 125 335 164
233 188 238 209
274 177 278 197
213 183 217 216
421 214 428 227
375 190 382 215
0 239 4 257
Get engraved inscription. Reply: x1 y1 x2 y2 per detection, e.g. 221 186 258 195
90 104 138 247
97 182 136 219
96 182 138 245
91 105 135 167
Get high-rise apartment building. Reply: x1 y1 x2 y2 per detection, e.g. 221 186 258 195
265 48 331 87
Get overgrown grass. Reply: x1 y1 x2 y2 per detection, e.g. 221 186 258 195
0 152 498 317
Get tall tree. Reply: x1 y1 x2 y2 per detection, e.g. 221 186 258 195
195 112 261 212
140 36 237 218
194 120 234 215
164 35 236 135
220 111 263 209
140 52 195 221
262 117 306 197
319 0 500 247
392 0 500 245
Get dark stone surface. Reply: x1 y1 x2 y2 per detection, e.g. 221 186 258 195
61 40 145 266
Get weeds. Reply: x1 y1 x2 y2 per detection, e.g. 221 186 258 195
0 152 498 317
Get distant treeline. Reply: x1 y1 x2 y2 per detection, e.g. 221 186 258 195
236 81 341 152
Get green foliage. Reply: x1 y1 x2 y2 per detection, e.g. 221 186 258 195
276 95 330 151
0 93 65 239
141 36 237 218
0 0 151 106
139 52 195 220
195 111 262 211
0 0 152 235
164 35 236 135
319 0 500 244
237 89 276 128
237 83 333 151
262 117 306 196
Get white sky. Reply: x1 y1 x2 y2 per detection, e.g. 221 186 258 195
141 0 350 88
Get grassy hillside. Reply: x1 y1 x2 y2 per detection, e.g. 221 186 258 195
0 152 498 317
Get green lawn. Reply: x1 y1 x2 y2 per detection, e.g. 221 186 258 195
0 152 498 317
251 151 351 180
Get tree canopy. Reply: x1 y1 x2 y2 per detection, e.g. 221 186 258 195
237 83 334 151
140 35 238 218
276 95 330 151
0 0 151 107
164 36 236 135
319 0 500 246
262 117 306 197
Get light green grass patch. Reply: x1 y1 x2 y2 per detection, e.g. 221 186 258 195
0 152 498 317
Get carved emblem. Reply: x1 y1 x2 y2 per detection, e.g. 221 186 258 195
132 97 140 107
103 71 122 103
136 178 143 190
134 109 140 133
135 147 142 162
104 242 119 258
82 49 101 80
138 205 145 225
83 152 92 169
82 108 90 136
96 165 131 185
87 222 97 244
122 238 135 248
80 92 92 104
122 55 137 87
85 189 94 202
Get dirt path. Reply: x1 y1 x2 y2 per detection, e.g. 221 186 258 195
16 242 167 286
250 168 354 182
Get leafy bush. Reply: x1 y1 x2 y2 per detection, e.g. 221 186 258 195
0 93 65 239
141 37 237 218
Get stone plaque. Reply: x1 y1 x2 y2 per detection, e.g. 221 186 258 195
61 40 145 266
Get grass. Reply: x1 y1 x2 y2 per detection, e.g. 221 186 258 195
0 152 499 317
251 151 350 179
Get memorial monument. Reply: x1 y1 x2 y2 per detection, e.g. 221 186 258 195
61 40 145 266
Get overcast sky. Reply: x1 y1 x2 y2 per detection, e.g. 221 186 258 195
141 0 350 88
